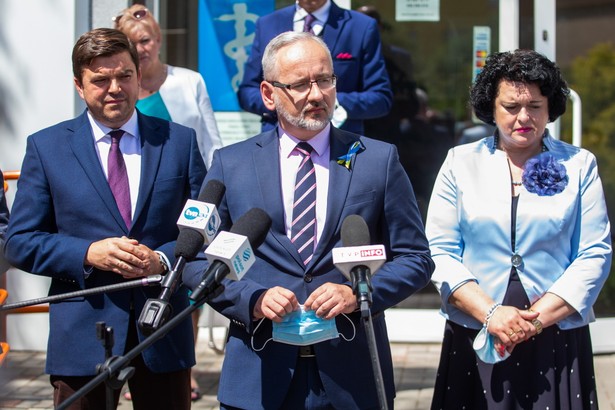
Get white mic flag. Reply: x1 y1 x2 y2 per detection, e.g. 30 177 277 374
204 231 255 281
176 179 225 245
332 244 386 280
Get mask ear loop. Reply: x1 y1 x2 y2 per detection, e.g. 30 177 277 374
251 312 357 351
338 312 356 342
250 317 272 352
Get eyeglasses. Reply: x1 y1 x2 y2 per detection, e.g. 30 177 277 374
271 75 337 95
112 8 148 25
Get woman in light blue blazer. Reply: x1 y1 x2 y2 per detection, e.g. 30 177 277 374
426 49 611 409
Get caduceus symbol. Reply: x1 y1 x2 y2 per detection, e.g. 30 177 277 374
217 3 259 92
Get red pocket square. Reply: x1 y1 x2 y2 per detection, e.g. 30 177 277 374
336 52 353 60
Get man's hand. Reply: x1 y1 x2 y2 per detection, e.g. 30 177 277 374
304 283 357 320
253 286 299 322
84 236 164 279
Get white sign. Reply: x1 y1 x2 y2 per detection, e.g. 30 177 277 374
396 0 440 22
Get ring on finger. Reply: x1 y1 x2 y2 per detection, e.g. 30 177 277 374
508 330 515 337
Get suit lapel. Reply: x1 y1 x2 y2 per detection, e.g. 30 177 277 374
322 2 349 51
133 113 163 228
310 128 359 268
253 131 303 264
67 112 129 232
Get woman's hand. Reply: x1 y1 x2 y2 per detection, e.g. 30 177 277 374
488 306 539 350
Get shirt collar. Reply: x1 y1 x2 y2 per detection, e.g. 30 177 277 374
279 123 331 159
88 110 140 143
294 0 331 24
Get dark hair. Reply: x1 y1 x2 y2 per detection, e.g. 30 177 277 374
469 49 570 124
72 28 139 83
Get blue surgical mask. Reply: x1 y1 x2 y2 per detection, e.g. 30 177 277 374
251 305 356 351
272 306 338 346
473 326 511 364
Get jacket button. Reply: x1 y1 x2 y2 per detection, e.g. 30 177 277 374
304 274 312 283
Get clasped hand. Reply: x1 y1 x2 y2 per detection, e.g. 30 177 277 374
253 283 357 322
488 305 540 356
85 236 162 279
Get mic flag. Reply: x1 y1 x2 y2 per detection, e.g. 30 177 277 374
177 179 225 245
332 215 386 308
190 208 272 302
332 215 386 280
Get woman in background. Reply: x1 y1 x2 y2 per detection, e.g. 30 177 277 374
426 49 611 409
114 4 222 169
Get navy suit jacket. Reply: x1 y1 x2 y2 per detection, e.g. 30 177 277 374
183 126 433 409
5 110 206 376
237 1 392 135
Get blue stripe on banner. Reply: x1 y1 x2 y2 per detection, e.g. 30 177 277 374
198 0 274 112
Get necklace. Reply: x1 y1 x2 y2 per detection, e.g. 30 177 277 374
141 64 168 95
494 131 548 187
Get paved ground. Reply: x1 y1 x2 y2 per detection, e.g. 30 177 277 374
1 337 614 410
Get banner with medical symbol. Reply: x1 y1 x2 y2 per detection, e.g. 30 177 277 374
198 0 273 111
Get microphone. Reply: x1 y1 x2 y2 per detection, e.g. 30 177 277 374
176 179 226 245
190 208 272 303
332 215 386 308
138 228 204 335
138 180 225 335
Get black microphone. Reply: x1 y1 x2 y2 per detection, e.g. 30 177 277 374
138 180 225 335
189 208 272 303
332 215 386 309
138 229 204 335
158 179 225 300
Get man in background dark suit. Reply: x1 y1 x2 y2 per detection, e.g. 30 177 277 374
237 0 392 136
5 28 205 409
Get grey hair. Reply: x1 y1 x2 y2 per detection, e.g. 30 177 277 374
262 31 333 81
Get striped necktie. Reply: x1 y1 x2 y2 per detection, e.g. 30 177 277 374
291 142 316 265
108 130 132 229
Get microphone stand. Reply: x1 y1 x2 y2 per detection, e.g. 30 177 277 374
0 275 163 312
56 283 224 410
352 267 388 410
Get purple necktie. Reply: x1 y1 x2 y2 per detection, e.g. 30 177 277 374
303 13 316 34
291 142 317 265
108 130 132 229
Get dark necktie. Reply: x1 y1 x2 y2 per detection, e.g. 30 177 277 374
303 13 316 34
291 142 317 265
108 130 132 229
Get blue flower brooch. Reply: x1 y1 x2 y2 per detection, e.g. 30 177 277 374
522 152 568 196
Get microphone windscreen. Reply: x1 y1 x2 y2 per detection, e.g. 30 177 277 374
174 227 205 259
341 214 370 247
230 208 272 248
198 179 226 206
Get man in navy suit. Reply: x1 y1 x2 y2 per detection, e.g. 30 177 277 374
237 0 392 136
5 28 206 409
184 31 433 409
